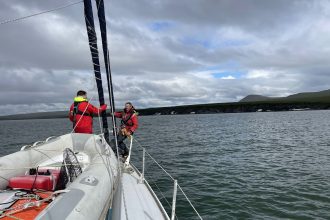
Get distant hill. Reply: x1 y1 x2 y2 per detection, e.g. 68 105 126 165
1 89 330 120
286 89 330 101
239 95 278 102
0 111 68 120
240 89 330 103
0 111 115 121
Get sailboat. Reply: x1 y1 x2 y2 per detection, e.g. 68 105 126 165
0 0 201 219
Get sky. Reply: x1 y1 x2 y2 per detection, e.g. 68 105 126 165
0 0 330 115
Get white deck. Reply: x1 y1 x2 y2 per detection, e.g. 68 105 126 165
113 165 169 220
0 132 171 220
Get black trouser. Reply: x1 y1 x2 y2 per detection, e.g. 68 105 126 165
111 132 129 156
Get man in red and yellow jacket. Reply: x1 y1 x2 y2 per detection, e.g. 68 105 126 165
69 90 107 134
113 102 138 157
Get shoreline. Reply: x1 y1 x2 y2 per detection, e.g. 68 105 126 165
1 101 329 121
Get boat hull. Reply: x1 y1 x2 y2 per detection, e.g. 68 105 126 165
0 133 118 220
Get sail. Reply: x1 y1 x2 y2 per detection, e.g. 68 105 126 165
95 0 119 146
83 0 109 142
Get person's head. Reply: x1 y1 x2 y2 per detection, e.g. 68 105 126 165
124 102 133 112
77 90 87 98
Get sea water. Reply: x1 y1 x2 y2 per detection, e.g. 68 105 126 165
0 110 329 219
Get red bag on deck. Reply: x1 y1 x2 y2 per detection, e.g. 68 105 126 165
8 169 60 191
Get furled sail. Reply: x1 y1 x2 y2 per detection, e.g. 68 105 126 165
95 0 119 149
83 0 109 142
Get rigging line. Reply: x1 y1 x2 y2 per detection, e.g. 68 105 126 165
86 30 97 37
97 108 104 135
84 16 98 39
145 150 175 181
81 0 108 143
70 61 106 133
91 133 112 181
144 173 173 210
89 41 98 46
83 14 100 53
0 162 118 170
0 176 9 182
84 2 120 178
133 138 175 181
98 135 117 210
134 137 201 219
31 148 59 163
70 94 95 133
0 0 83 25
94 0 118 149
177 184 202 220
144 173 178 220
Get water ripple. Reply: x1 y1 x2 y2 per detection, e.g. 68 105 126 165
1 111 330 219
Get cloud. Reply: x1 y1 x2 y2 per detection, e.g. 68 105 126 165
0 0 330 115
221 76 236 80
245 70 274 79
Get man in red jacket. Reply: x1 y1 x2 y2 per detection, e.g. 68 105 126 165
113 102 138 157
69 90 107 134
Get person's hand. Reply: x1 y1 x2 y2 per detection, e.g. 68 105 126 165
100 104 107 111
123 129 131 136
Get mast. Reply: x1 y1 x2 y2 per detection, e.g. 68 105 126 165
95 0 119 149
93 1 120 215
83 0 109 142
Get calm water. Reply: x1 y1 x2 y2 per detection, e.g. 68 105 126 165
0 111 330 219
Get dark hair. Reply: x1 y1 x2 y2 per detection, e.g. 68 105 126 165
77 90 87 96
125 102 135 111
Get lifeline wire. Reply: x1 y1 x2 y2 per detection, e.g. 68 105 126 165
133 137 203 220
0 1 83 25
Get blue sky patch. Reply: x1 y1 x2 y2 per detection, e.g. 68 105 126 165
198 61 245 79
181 36 251 49
181 37 214 49
149 21 173 31
218 39 251 48
212 71 245 79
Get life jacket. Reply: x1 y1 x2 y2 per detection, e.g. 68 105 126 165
72 96 92 128
120 109 137 128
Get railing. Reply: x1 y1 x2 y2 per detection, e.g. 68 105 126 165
20 136 58 151
129 137 203 220
19 134 202 219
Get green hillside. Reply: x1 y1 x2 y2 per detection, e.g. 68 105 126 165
1 89 330 120
240 89 330 103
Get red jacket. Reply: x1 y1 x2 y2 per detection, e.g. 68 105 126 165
114 109 138 133
69 101 106 134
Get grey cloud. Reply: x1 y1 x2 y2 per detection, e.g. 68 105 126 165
0 68 94 105
109 0 304 32
0 1 90 70
0 0 330 115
